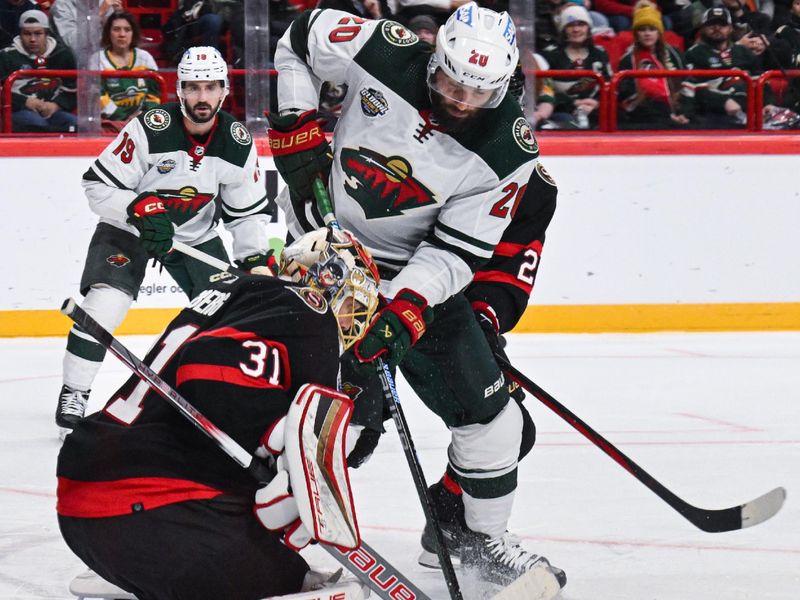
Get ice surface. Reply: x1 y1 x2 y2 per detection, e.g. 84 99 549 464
1 332 797 599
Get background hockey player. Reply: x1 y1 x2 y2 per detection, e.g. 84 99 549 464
56 46 273 438
57 229 380 600
270 1 565 591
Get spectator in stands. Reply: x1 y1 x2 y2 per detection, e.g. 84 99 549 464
678 7 760 127
89 11 160 132
50 0 122 53
541 5 612 129
408 13 438 44
618 0 687 128
318 0 391 18
0 0 38 48
722 0 773 43
162 0 244 66
0 9 77 132
394 0 470 23
565 0 613 32
771 0 800 109
593 0 637 31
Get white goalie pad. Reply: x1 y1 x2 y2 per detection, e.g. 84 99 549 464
284 383 360 549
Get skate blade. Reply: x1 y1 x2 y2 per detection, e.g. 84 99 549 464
490 562 562 600
417 549 460 569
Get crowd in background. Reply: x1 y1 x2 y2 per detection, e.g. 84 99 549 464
1 0 800 132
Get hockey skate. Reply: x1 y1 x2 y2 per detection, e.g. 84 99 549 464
461 530 566 594
417 480 468 569
56 385 89 439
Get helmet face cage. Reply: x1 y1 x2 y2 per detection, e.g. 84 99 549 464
302 232 380 351
176 46 229 121
427 2 519 109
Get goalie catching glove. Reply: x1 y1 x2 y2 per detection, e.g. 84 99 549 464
354 289 434 369
126 192 175 256
254 383 360 551
267 110 332 201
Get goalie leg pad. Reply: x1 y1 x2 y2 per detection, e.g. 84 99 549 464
284 383 360 549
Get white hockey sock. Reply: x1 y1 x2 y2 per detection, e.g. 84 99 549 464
63 285 132 391
449 400 523 538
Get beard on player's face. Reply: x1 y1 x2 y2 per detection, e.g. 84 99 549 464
430 90 484 133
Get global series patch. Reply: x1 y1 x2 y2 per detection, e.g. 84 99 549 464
360 88 389 118
156 159 176 174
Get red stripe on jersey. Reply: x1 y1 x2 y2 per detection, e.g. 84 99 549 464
176 363 285 389
473 270 533 294
494 239 543 258
57 476 224 517
192 326 259 342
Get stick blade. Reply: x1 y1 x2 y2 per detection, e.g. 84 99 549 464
741 486 787 529
490 562 563 600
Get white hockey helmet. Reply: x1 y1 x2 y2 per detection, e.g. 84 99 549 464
281 228 380 351
176 46 229 120
427 2 519 109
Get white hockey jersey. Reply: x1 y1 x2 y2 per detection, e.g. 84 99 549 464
274 10 538 306
83 103 271 261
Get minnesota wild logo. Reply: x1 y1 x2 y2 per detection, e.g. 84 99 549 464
155 187 216 226
340 147 438 219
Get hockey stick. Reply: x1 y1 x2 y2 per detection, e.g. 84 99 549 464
493 351 786 533
59 298 432 600
312 179 464 600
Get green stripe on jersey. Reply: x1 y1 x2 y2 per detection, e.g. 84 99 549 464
93 159 131 190
436 221 495 253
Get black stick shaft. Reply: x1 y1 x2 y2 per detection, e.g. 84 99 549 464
376 360 464 600
495 351 785 533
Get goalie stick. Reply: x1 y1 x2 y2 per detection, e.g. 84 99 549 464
312 178 464 600
60 298 432 600
494 351 786 533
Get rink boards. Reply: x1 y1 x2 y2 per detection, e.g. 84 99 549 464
1 135 798 336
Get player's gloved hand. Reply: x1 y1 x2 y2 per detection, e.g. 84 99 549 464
236 250 278 276
126 192 174 256
267 110 332 200
253 417 315 551
472 301 524 402
353 289 434 369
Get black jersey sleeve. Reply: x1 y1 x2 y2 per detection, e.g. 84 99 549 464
465 163 558 334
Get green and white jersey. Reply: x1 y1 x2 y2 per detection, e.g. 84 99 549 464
275 9 538 306
82 103 271 261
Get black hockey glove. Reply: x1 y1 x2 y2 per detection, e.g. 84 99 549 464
127 192 174 256
354 289 434 369
267 110 332 201
236 250 278 276
472 301 525 403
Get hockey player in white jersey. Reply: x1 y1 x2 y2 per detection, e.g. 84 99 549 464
271 2 565 594
56 46 273 438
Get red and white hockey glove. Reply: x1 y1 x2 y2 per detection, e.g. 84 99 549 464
353 289 434 369
267 110 332 201
126 192 174 256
